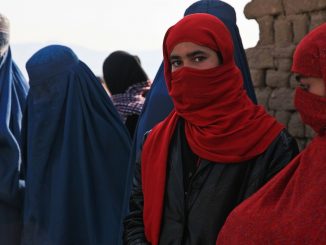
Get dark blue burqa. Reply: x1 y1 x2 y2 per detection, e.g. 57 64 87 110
124 0 258 208
0 47 28 245
21 45 131 245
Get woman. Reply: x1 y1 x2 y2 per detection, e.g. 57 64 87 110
123 13 299 245
0 13 28 245
130 0 258 167
124 1 260 223
217 23 326 245
21 45 131 245
102 51 151 138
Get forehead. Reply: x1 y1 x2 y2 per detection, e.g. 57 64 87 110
170 42 216 57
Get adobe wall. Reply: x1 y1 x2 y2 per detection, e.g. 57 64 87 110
244 0 326 149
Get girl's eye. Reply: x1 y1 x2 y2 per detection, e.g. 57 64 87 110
296 76 310 90
193 56 206 62
299 83 310 90
171 60 182 67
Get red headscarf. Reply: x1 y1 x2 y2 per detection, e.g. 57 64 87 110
141 13 284 245
216 23 326 245
293 23 326 135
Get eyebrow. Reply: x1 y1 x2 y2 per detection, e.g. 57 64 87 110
170 50 207 61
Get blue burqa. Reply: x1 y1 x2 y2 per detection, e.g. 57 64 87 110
0 47 28 245
124 0 258 210
20 45 131 245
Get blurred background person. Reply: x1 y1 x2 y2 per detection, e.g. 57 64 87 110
0 13 29 245
102 51 151 138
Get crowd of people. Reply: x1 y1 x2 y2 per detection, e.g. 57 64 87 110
0 0 325 245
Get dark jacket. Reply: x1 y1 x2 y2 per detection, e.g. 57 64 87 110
123 120 299 245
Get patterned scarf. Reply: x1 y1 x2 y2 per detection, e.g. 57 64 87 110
111 80 151 123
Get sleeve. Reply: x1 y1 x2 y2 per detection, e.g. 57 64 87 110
123 134 150 245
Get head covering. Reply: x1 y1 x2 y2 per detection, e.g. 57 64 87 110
217 23 326 245
111 80 151 124
126 1 259 208
292 23 326 82
102 50 149 95
184 0 256 103
141 13 283 245
0 14 10 56
21 45 131 245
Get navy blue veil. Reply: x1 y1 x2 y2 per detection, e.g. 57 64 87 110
21 45 131 245
0 47 29 245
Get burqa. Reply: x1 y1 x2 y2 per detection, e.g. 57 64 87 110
0 47 29 245
0 13 29 245
20 45 131 245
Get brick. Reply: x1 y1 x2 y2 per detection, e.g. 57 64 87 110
275 110 292 126
246 47 275 69
245 0 284 19
288 14 310 44
250 69 265 88
288 112 305 137
283 0 326 15
255 87 272 108
273 45 296 58
269 87 295 110
276 58 293 71
266 70 290 87
257 16 274 45
274 17 293 46
305 125 316 138
310 11 326 30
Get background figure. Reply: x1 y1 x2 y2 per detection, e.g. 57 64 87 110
21 45 131 245
124 0 259 220
217 23 326 245
0 13 29 245
102 51 151 138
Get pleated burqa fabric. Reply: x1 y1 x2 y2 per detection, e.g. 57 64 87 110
20 45 131 245
0 47 29 245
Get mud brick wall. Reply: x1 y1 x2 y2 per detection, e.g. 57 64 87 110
244 0 326 150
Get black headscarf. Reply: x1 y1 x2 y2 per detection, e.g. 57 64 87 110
102 50 149 95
